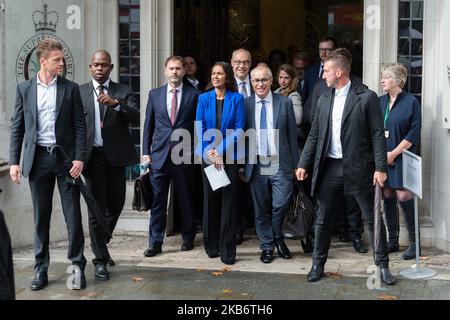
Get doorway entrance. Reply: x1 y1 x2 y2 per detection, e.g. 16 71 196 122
174 0 364 82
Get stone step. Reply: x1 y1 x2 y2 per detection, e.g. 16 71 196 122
115 210 148 233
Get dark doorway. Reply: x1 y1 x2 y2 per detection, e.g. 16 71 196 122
174 0 363 81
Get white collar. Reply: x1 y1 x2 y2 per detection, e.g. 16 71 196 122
255 91 273 104
235 75 250 85
92 78 111 90
167 82 183 94
36 74 57 86
335 80 351 97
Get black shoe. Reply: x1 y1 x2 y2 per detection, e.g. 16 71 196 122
144 245 162 257
387 243 400 253
107 258 115 267
221 258 235 265
235 234 244 245
402 243 419 260
380 267 396 285
94 263 110 281
207 252 220 258
181 241 194 251
338 233 352 243
352 238 368 253
275 240 292 259
30 272 48 291
260 250 274 264
307 264 325 282
71 270 87 290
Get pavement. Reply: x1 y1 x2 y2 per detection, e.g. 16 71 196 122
11 232 450 300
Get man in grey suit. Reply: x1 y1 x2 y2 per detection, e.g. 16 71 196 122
80 50 139 281
9 39 87 291
244 65 299 264
296 51 396 285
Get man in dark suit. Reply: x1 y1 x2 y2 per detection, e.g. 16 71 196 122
142 56 199 257
244 65 299 264
0 207 15 300
183 55 204 92
304 48 366 254
80 49 139 281
296 52 396 285
302 36 337 109
9 39 87 291
231 48 255 245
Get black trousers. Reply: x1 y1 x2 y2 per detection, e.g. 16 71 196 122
0 210 15 300
84 147 126 264
202 163 239 264
334 196 364 240
29 149 86 273
313 158 389 268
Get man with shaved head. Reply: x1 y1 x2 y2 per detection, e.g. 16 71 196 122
80 49 139 281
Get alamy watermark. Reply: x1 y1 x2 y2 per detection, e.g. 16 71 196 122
366 265 382 290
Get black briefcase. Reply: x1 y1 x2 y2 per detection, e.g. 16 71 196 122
132 170 153 212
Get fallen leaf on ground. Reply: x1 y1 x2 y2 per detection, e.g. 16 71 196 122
196 268 205 272
419 256 431 261
326 272 343 278
132 276 143 282
222 288 232 293
211 272 223 276
378 295 399 300
220 266 231 272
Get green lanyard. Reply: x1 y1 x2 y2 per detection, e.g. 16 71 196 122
384 97 390 128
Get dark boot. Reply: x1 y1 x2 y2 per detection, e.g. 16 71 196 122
399 200 420 260
384 197 400 253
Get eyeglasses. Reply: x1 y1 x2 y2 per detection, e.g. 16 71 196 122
319 48 333 53
251 78 272 85
233 60 251 66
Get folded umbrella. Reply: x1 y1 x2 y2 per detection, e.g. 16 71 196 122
50 145 112 241
373 182 383 255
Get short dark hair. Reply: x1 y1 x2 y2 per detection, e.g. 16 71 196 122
165 55 184 67
36 38 63 60
325 51 351 75
205 61 238 92
319 36 338 49
332 48 353 64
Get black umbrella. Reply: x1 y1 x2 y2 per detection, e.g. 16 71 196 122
50 145 112 241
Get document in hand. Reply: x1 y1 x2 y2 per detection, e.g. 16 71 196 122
204 165 231 191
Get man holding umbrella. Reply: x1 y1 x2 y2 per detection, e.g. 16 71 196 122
295 51 396 285
9 38 87 291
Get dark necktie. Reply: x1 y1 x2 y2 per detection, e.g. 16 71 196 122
260 100 269 156
97 84 106 128
170 88 178 126
319 64 324 79
240 82 249 99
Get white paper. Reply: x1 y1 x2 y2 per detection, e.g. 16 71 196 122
204 165 231 191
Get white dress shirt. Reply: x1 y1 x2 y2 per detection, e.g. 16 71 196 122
235 75 251 98
327 80 352 159
255 92 278 156
166 83 183 118
186 77 199 89
92 78 112 147
36 74 57 146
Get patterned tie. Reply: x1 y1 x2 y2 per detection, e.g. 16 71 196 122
260 100 268 156
240 82 249 99
97 84 105 128
170 88 178 126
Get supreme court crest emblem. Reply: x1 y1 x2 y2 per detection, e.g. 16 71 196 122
15 4 75 83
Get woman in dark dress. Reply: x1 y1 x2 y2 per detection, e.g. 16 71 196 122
195 62 246 265
379 63 421 260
